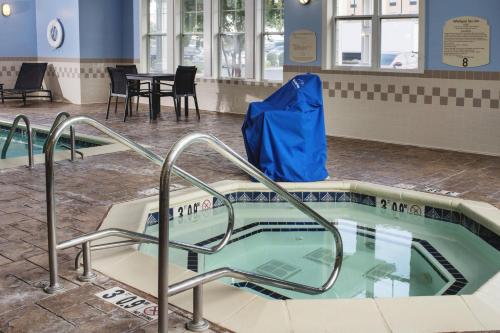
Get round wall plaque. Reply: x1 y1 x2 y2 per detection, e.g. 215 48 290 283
47 19 64 49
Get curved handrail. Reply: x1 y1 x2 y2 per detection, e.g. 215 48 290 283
43 116 235 292
157 133 344 332
43 111 76 161
57 228 158 250
1 114 34 167
74 240 149 270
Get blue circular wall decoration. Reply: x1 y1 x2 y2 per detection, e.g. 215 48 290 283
47 19 64 49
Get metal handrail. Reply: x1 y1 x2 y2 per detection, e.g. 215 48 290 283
1 114 33 167
74 239 151 270
44 116 235 293
43 117 343 333
57 228 158 250
43 112 76 161
157 133 344 332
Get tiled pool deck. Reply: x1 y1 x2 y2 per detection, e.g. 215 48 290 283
0 101 499 332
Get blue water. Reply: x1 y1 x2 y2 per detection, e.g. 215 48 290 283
0 127 101 158
141 202 500 300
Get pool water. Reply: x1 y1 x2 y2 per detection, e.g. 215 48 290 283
0 127 102 158
141 202 500 300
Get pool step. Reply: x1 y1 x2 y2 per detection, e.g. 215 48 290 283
255 259 301 280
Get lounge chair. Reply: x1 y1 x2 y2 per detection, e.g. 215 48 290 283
0 63 53 105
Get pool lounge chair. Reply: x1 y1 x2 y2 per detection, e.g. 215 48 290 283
0 63 53 105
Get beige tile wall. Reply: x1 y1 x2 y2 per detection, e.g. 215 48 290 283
1 59 279 112
190 79 280 114
0 59 136 105
285 68 500 156
4 58 498 156
0 61 24 88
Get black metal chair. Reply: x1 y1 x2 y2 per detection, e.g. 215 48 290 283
159 66 200 121
106 67 152 122
116 64 138 73
0 63 52 105
112 65 142 116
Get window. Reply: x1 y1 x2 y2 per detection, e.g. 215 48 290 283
147 0 168 72
142 0 285 81
334 0 421 70
220 0 245 78
263 0 284 81
181 0 204 74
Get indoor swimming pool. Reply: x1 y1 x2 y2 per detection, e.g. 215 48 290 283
0 124 105 158
0 119 127 168
140 200 500 300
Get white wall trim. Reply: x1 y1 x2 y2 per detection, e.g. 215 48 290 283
203 0 213 77
166 0 175 72
322 0 333 70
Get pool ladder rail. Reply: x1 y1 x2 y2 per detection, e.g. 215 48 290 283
43 116 344 333
1 112 79 168
42 111 79 161
1 114 34 167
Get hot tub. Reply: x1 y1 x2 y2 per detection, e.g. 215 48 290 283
92 180 500 332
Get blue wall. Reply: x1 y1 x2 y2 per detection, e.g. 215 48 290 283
0 0 37 57
5 0 497 68
284 0 323 67
79 0 136 60
284 0 500 71
36 0 80 58
426 0 500 71
122 0 141 60
2 0 137 60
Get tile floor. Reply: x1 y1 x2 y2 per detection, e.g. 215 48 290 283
0 100 499 332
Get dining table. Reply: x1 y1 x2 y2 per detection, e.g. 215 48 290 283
126 73 175 120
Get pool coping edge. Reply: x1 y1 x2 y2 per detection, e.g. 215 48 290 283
90 179 500 332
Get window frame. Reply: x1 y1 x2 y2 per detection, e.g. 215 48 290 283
141 0 284 82
218 0 246 79
145 0 168 72
180 0 205 74
328 0 425 73
261 0 284 82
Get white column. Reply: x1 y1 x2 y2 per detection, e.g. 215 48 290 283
245 0 255 79
203 0 213 77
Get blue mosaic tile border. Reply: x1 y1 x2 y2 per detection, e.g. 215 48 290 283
186 221 467 299
215 191 364 206
145 191 500 252
232 282 290 300
423 206 500 251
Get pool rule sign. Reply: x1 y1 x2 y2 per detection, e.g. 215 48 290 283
443 16 490 68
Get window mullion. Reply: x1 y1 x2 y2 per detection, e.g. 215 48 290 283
203 0 212 78
372 0 380 70
166 0 175 73
213 0 220 78
245 0 255 80
174 0 181 70
255 0 263 82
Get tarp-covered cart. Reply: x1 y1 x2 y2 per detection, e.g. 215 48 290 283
242 74 328 182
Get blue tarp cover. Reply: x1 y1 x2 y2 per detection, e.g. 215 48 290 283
242 73 328 182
